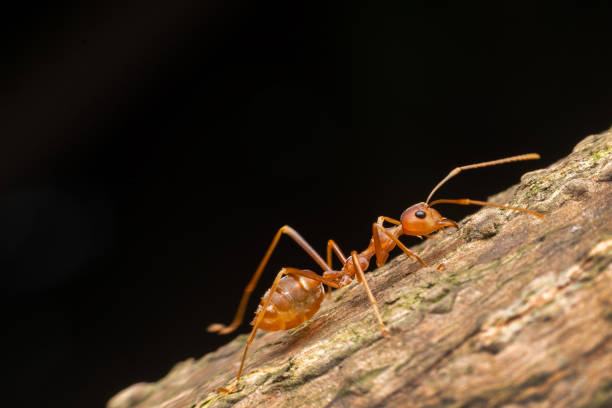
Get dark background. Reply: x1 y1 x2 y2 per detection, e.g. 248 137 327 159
2 2 611 407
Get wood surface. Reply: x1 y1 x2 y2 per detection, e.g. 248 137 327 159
108 130 612 408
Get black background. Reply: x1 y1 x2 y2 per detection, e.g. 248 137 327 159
2 2 612 407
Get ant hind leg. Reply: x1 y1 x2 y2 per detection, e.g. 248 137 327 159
217 267 339 394
208 225 330 335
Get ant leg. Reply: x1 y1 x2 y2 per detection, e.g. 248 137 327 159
217 268 288 394
207 225 331 335
373 223 428 268
371 221 389 267
350 251 390 338
370 216 402 267
428 198 545 220
218 267 339 394
326 239 347 268
378 216 401 226
283 267 342 288
372 215 401 268
325 239 347 296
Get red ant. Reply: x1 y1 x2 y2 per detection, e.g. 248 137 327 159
207 153 544 393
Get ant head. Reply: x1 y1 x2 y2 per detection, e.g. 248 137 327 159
400 202 457 237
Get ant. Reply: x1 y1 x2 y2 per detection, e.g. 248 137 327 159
207 153 544 393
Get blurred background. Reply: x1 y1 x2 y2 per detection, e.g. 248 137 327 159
2 2 612 407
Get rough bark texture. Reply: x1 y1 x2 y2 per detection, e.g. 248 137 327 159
109 131 612 408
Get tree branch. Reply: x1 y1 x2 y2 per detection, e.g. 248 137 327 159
109 130 612 408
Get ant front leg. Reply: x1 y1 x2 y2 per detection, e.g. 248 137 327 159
370 216 400 267
207 225 330 335
371 220 428 268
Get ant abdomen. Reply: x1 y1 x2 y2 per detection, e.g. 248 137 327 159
251 273 324 331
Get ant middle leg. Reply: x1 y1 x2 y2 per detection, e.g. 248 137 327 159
350 251 390 338
372 222 428 268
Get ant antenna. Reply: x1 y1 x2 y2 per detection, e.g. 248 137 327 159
425 153 541 204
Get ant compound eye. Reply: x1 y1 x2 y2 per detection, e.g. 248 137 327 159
415 210 426 219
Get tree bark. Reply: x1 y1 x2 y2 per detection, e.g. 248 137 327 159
109 130 612 408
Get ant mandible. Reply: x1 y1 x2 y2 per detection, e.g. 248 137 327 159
207 153 544 393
